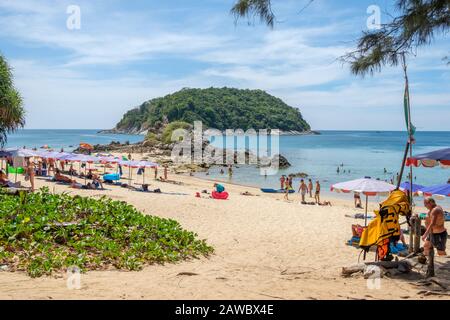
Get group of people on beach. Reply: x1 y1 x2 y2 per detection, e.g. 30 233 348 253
0 153 167 193
280 175 328 205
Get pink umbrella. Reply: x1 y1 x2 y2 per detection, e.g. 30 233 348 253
65 154 98 185
331 178 396 226
119 160 158 184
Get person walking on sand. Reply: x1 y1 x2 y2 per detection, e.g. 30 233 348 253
280 175 286 190
154 166 158 180
314 181 321 204
308 179 313 197
284 183 290 201
163 165 168 180
25 157 35 192
422 197 447 256
299 179 308 203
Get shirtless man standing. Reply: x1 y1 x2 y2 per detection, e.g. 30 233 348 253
422 197 447 256
299 179 308 203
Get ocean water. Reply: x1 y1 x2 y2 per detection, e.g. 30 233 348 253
199 130 450 205
5 129 144 151
4 129 449 205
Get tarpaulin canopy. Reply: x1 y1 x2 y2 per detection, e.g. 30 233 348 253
119 160 158 168
418 183 450 198
399 181 425 195
406 148 450 168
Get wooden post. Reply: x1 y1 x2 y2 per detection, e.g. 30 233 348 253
427 243 435 278
408 220 414 254
397 141 410 189
414 216 421 254
364 194 369 227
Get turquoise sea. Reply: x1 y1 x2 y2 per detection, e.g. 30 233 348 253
4 129 449 205
201 130 450 205
5 129 144 151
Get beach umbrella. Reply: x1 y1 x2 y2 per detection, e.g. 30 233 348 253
331 178 396 226
119 160 141 185
136 161 158 184
399 181 425 196
406 148 450 168
65 154 98 185
418 183 450 198
9 148 39 158
79 143 94 151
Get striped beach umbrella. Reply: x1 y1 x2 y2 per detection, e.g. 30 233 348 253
331 178 396 226
406 148 450 168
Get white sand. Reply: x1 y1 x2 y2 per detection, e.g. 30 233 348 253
0 157 449 300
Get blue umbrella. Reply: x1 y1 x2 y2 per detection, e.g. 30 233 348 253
420 183 450 197
407 148 450 168
399 181 425 193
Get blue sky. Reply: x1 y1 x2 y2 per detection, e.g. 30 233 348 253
0 0 448 130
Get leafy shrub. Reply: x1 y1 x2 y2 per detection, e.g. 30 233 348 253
161 121 192 144
0 188 213 277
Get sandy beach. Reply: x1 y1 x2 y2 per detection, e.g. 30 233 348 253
0 152 449 301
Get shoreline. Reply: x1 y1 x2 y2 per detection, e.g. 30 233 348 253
0 152 447 300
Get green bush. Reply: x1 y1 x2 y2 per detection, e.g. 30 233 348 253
161 121 192 144
0 188 213 277
145 132 160 144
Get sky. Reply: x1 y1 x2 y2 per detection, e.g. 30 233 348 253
0 0 448 131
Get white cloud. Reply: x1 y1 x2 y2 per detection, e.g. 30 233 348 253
0 0 448 131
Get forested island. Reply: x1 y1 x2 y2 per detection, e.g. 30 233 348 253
103 87 312 136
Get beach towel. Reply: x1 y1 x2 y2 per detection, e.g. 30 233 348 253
359 190 411 260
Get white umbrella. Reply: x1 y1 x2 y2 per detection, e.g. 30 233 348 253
331 178 396 226
9 148 39 158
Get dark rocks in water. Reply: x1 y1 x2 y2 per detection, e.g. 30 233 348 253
291 172 309 178
259 154 291 169
275 154 291 169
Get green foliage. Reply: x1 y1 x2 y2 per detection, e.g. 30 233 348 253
345 0 450 76
229 1 449 75
161 121 192 144
0 188 213 277
0 54 25 146
146 132 159 144
231 0 275 27
116 88 311 133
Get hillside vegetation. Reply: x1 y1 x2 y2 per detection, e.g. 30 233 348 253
113 87 310 134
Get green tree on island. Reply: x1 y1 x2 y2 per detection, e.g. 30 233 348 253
231 0 449 75
0 54 25 146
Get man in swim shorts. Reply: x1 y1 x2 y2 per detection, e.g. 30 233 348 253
299 179 308 203
422 197 447 256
